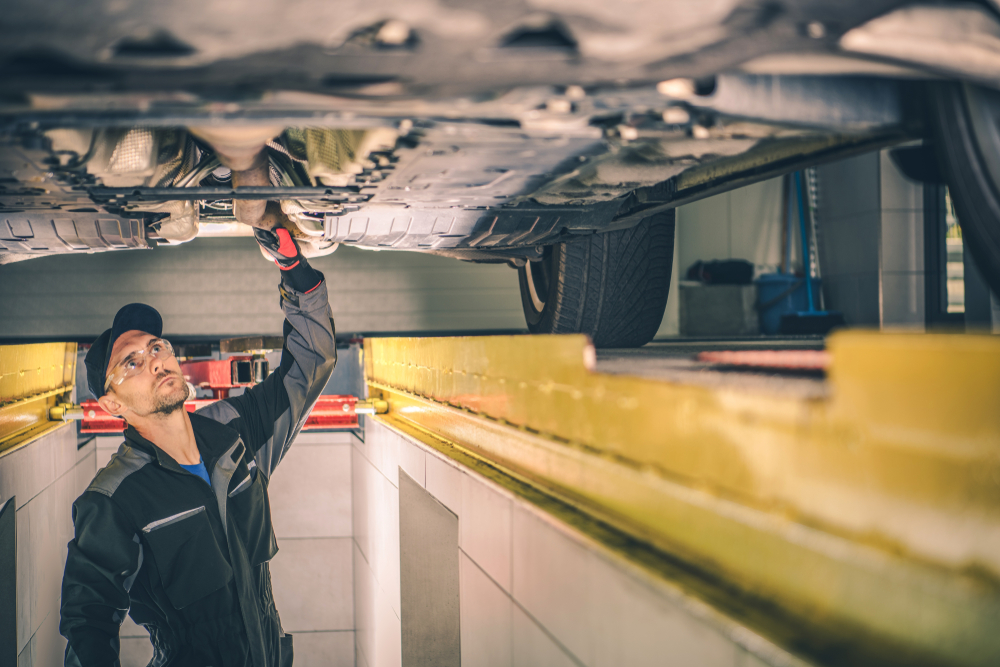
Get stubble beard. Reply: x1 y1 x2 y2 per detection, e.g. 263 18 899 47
150 373 188 416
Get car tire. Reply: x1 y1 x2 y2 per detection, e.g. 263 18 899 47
929 81 1000 295
517 210 675 348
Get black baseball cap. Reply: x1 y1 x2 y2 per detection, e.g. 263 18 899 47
85 303 163 398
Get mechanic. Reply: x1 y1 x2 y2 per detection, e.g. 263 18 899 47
59 227 337 667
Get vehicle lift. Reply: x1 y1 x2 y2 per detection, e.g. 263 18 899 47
48 336 385 434
1 331 998 666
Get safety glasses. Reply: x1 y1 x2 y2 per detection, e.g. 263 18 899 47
105 338 175 391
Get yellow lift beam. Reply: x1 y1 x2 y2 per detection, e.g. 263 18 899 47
365 332 1000 667
0 343 77 455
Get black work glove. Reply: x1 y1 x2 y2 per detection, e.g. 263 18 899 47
254 227 323 293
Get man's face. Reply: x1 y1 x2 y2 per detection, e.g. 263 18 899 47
103 330 187 418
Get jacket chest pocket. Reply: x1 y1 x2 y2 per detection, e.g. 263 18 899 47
143 506 233 610
229 465 277 566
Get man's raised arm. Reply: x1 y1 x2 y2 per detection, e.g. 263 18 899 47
197 228 337 477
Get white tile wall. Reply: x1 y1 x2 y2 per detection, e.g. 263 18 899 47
880 149 924 212
658 177 786 337
23 611 63 667
398 438 426 488
352 448 372 566
0 424 80 511
291 630 356 667
119 637 154 666
25 484 60 652
295 431 354 446
511 604 581 667
266 431 355 664
356 637 370 667
75 448 98 500
880 210 924 274
270 537 354 632
356 415 401 486
353 443 401 615
15 506 29 651
353 429 406 667
587 552 738 667
876 151 926 331
460 552 512 667
728 179 786 268
881 273 926 329
511 505 593 663
354 542 402 667
675 177 785 274
94 434 123 471
4 429 97 667
269 442 352 538
119 614 149 638
355 418 801 667
425 453 462 517
22 477 56 654
817 148 930 330
17 416 807 667
16 634 34 667
354 542 376 667
461 472 512 592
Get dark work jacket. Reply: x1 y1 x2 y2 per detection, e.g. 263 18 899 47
60 281 337 667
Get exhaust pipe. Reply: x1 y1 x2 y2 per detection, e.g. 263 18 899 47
187 125 290 229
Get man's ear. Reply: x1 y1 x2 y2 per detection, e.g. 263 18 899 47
97 393 127 418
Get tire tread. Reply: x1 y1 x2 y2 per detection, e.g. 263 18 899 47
519 210 675 348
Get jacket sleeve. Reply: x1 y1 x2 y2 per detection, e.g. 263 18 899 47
60 492 142 667
197 279 337 478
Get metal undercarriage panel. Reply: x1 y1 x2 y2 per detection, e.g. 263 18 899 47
3 0 978 261
0 80 914 260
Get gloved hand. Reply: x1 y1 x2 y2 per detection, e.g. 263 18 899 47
254 226 303 270
254 226 323 293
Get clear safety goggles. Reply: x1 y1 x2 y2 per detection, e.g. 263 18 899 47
105 338 175 390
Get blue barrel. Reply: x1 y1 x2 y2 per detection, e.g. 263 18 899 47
756 273 821 335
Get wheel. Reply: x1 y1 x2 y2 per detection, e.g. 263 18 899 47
929 82 1000 295
517 210 675 348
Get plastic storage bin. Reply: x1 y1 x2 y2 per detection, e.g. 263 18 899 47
756 273 821 335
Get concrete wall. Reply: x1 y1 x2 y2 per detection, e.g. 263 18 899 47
353 417 792 667
0 425 96 667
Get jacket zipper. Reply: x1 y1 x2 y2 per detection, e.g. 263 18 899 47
142 506 206 533
229 460 257 498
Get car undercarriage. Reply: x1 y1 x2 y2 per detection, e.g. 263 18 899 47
2 0 1000 346
0 76 915 262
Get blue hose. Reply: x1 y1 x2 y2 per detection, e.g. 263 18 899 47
794 171 816 313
